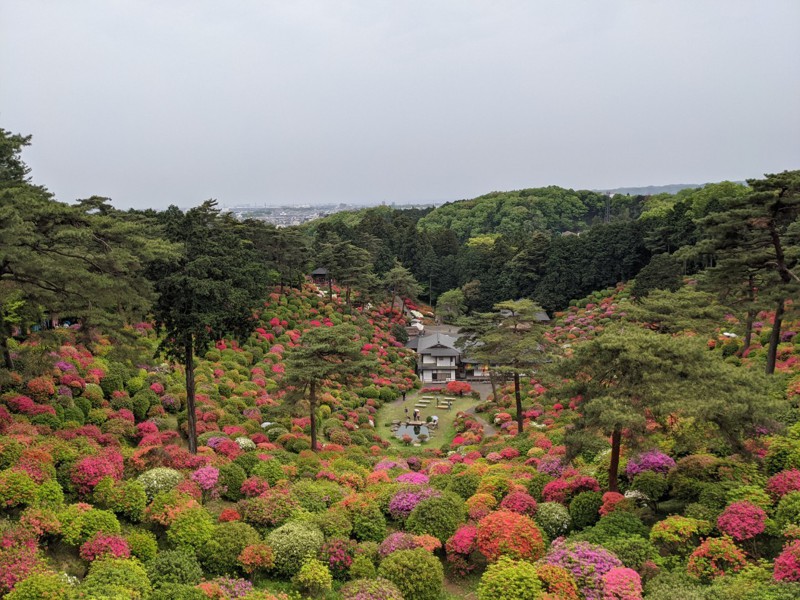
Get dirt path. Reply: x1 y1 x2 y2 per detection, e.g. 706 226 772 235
464 404 497 437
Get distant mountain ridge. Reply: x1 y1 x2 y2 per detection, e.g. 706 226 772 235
596 183 704 196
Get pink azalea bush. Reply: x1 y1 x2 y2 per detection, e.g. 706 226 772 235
767 469 800 502
79 533 131 561
716 501 767 541
626 450 675 477
602 567 643 600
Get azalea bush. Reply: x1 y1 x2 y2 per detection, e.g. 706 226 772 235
687 537 748 582
476 510 546 563
477 556 543 599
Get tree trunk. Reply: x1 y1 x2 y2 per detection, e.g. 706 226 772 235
766 297 785 375
742 308 755 354
328 277 333 299
185 340 198 454
309 379 318 452
608 427 622 492
488 370 497 403
514 371 523 436
346 286 351 309
1 332 13 371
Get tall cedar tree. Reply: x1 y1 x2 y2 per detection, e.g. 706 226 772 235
383 261 422 315
554 326 780 491
697 170 799 374
283 323 377 452
149 201 272 453
460 299 548 435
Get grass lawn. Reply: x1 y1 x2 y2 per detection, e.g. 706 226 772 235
375 389 480 450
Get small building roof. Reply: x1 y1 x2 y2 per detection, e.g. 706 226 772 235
429 347 460 357
416 332 459 354
311 267 329 276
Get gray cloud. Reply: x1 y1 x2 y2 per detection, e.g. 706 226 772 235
2 0 798 209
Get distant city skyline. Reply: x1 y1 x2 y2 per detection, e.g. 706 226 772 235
2 1 798 211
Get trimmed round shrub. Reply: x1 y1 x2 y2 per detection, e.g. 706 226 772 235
543 539 623 600
687 536 747 582
166 506 215 552
126 529 158 563
717 501 767 541
350 501 387 543
603 535 661 572
218 463 247 501
5 572 74 600
240 487 299 528
775 491 800 531
630 471 668 505
406 492 466 543
340 578 403 600
60 506 121 546
478 556 542 599
0 469 37 508
266 521 325 577
499 491 538 517
477 510 546 563
147 549 203 587
586 511 648 543
535 501 572 539
446 472 480 500
774 539 800 582
79 533 130 561
93 477 147 522
237 543 274 575
602 567 643 600
348 554 377 580
569 491 603 530
378 547 444 600
291 479 345 513
293 558 332 596
250 459 285 486
199 521 261 575
536 564 580 600
137 467 183 500
80 557 152 599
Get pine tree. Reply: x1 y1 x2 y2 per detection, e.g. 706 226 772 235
283 323 377 452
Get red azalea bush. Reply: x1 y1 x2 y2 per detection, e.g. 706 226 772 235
499 491 538 516
774 539 800 582
687 537 747 582
238 542 275 575
79 533 131 561
476 510 546 563
716 501 767 541
71 451 124 494
536 564 580 600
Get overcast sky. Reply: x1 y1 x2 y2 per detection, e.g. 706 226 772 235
2 1 798 210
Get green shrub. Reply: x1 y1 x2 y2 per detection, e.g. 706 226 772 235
534 501 572 539
477 556 542 600
378 547 444 600
603 535 661 571
82 383 105 406
250 459 284 486
0 469 37 508
446 472 480 500
526 472 554 501
93 478 147 522
291 480 345 513
293 558 332 596
218 463 247 501
233 452 261 476
775 491 800 530
351 501 387 542
406 491 466 543
80 557 151 599
60 506 121 546
125 529 158 563
348 554 376 579
6 572 75 600
35 478 64 509
569 491 603 530
584 511 648 544
312 508 352 539
199 521 261 575
166 507 215 552
631 471 669 507
147 549 203 587
266 521 325 577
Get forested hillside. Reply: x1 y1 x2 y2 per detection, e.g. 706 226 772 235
1 127 800 600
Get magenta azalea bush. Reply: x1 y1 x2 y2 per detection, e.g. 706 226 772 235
625 450 675 478
544 539 623 600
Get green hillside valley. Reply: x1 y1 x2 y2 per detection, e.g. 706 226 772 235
1 128 800 600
